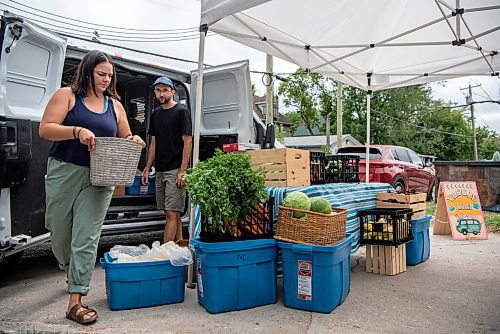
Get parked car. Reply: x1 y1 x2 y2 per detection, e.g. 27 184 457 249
336 145 436 199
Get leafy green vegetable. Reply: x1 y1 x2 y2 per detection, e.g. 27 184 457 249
283 191 311 218
310 197 332 214
184 149 268 234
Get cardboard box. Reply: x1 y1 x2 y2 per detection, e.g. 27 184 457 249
113 186 125 196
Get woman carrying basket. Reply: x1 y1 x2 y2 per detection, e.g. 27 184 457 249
39 50 145 325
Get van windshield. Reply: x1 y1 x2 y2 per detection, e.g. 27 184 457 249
337 147 382 160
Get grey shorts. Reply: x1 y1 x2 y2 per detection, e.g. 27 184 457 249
155 169 186 212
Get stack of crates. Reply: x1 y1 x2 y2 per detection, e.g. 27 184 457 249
309 152 326 185
358 208 413 275
324 155 360 183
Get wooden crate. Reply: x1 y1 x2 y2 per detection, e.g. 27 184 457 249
376 192 427 219
244 148 310 187
365 244 406 276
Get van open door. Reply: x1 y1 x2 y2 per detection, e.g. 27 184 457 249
0 12 66 256
190 60 255 160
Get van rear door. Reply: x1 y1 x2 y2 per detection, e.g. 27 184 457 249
0 12 67 243
190 60 255 159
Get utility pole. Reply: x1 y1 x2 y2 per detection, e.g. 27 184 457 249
265 54 274 125
461 83 481 161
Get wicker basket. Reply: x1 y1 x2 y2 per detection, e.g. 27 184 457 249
90 137 142 186
275 206 347 246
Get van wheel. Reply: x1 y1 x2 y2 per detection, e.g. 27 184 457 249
473 231 478 235
392 180 405 193
462 230 468 235
0 251 24 281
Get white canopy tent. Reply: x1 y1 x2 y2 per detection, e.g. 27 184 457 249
187 0 499 285
193 0 499 179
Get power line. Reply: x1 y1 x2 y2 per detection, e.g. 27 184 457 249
6 0 198 32
0 3 200 37
373 110 471 138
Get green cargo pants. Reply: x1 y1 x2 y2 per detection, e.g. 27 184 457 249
45 157 113 295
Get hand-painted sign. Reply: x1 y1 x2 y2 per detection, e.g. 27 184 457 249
433 181 488 240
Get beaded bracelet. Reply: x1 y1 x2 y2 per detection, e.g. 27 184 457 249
72 126 77 139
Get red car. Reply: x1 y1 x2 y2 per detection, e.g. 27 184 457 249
337 145 436 200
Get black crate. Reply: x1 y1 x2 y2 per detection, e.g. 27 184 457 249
200 197 275 242
310 151 326 185
358 208 414 246
324 154 360 183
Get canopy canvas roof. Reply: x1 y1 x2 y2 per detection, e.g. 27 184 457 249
200 0 499 91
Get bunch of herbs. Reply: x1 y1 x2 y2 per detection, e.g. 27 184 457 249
184 149 268 234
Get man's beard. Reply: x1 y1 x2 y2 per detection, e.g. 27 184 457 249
159 96 171 104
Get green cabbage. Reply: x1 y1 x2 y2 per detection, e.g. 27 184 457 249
284 191 311 218
310 197 332 214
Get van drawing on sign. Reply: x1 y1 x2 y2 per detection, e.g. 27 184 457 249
455 218 481 235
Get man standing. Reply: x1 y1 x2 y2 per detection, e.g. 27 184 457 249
142 77 192 243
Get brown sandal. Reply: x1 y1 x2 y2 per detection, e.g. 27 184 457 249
65 302 98 325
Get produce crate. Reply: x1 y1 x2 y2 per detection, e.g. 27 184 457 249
365 244 406 276
309 152 326 185
376 192 426 219
278 234 354 313
100 252 185 310
324 155 359 183
190 238 277 314
275 206 347 246
200 198 275 242
358 208 413 246
244 148 310 187
406 215 431 266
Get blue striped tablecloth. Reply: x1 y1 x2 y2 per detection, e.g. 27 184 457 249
191 182 393 253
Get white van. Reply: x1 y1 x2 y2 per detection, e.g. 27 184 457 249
0 12 275 273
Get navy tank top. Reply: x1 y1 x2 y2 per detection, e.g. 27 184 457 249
49 95 118 167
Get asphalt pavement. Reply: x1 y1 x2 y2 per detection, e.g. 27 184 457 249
0 228 499 334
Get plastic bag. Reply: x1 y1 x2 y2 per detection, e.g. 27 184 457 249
163 243 193 266
109 241 192 265
109 244 150 261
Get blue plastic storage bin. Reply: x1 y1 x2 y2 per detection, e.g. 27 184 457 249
278 233 354 313
190 238 277 314
406 215 431 266
125 175 155 195
100 252 185 310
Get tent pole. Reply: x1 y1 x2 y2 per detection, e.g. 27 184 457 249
365 91 371 183
365 74 372 183
187 28 207 288
336 81 343 152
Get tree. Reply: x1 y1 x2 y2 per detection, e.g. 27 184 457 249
278 70 498 161
477 127 500 159
278 69 320 135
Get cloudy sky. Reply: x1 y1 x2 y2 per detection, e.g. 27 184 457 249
3 0 499 133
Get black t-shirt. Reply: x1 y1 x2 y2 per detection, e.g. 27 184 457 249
148 103 192 172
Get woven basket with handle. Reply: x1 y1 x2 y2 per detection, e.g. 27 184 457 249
90 137 142 186
275 205 347 246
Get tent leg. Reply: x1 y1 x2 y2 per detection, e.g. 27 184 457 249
187 30 206 289
365 92 371 183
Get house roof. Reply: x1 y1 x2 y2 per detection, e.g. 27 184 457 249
253 95 293 126
284 134 362 148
